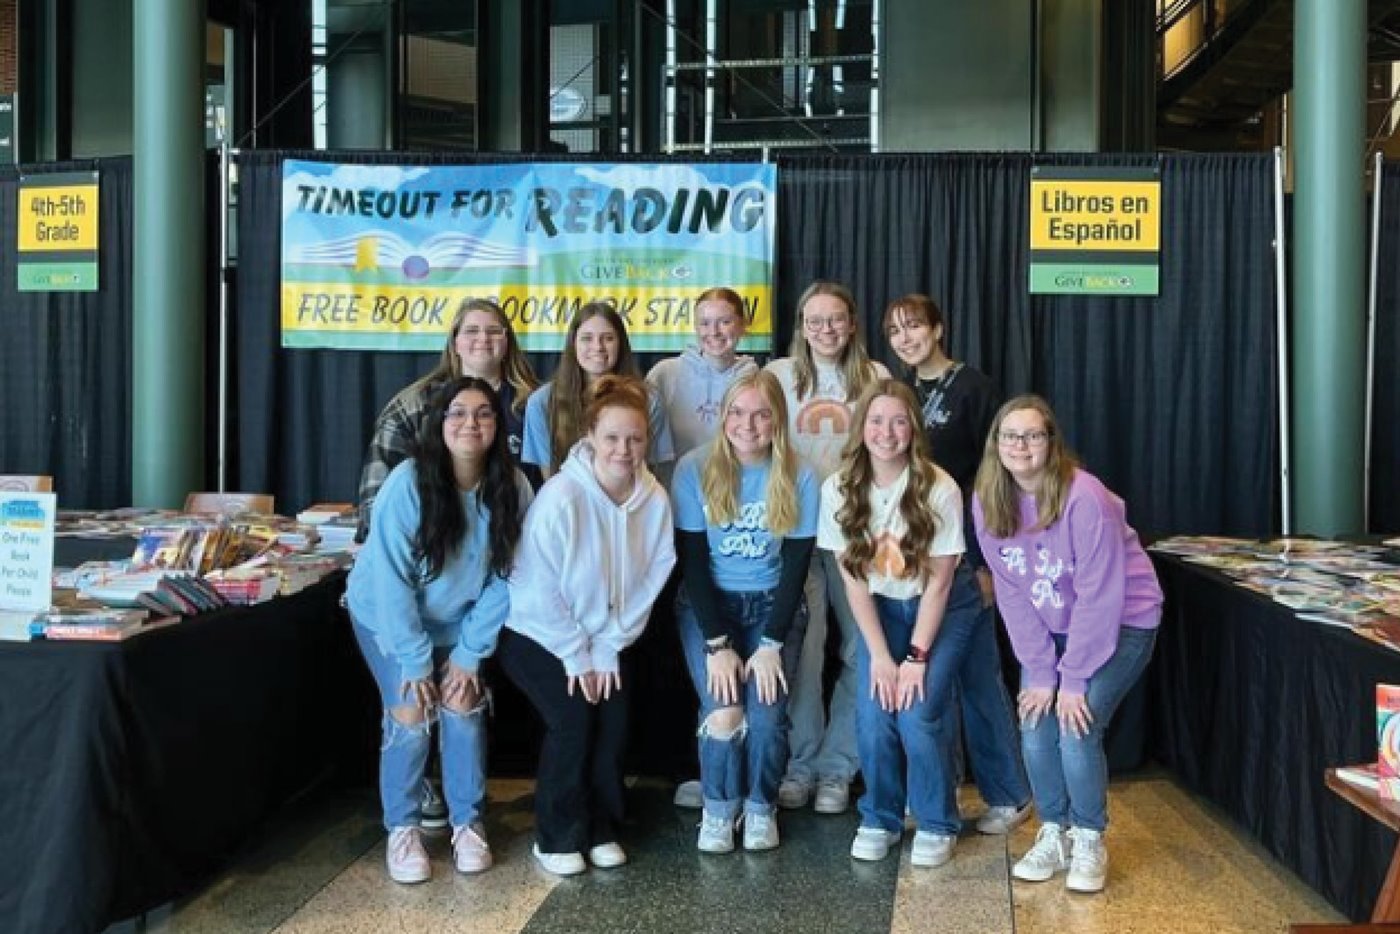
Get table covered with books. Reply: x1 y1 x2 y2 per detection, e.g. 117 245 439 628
1146 537 1400 922
0 516 372 934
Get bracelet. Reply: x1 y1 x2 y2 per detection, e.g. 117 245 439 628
758 636 784 651
904 643 930 664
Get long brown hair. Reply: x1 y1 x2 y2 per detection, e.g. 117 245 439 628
413 298 538 415
788 280 880 402
834 380 944 582
548 302 641 472
973 394 1078 538
701 371 801 536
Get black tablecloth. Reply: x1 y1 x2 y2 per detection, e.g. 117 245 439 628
0 575 371 934
1149 554 1400 922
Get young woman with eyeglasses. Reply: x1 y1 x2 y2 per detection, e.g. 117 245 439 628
819 380 983 868
358 298 539 539
344 377 531 883
882 294 1031 837
972 395 1162 894
764 281 889 815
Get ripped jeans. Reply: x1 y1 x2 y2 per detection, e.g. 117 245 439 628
351 622 488 831
677 589 807 821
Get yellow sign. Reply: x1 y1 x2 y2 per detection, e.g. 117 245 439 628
280 282 774 352
18 181 99 252
1029 179 1159 252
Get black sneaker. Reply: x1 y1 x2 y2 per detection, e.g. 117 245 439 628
421 778 448 830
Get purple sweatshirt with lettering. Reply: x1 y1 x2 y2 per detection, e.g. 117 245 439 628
972 469 1162 694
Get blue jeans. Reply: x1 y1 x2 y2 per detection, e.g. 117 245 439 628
855 566 983 835
1020 623 1158 832
352 621 488 832
786 550 861 784
956 601 1031 809
678 590 807 819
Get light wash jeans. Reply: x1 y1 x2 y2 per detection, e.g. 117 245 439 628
854 565 982 835
352 621 488 831
1020 623 1158 832
784 550 861 785
954 600 1031 809
677 589 806 820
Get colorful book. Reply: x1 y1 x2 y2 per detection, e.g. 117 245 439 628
1378 685 1400 800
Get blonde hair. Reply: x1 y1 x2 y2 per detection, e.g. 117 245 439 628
834 380 944 582
973 394 1078 538
789 280 880 402
701 371 801 536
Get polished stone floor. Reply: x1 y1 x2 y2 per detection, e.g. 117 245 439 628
135 770 1345 934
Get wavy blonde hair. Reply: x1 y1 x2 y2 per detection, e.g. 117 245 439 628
701 371 801 536
788 280 880 402
835 380 944 582
973 394 1078 538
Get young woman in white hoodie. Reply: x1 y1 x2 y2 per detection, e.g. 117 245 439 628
500 375 677 876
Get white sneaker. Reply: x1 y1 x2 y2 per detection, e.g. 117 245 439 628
1066 828 1108 893
420 778 448 830
777 777 812 809
386 827 431 884
910 831 956 868
588 842 628 868
813 779 850 814
451 823 492 874
1012 822 1070 882
849 826 901 861
673 779 704 809
976 802 1033 835
697 813 735 853
742 812 780 851
532 842 586 876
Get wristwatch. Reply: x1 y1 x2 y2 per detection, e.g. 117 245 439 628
904 643 930 664
703 636 732 656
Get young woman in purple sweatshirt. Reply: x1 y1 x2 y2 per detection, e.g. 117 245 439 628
971 395 1162 894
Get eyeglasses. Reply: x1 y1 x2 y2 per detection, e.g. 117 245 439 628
446 407 496 423
997 430 1050 448
458 325 507 340
803 315 850 332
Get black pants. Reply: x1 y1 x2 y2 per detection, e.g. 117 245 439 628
498 628 630 853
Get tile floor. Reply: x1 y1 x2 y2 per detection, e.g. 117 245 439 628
130 770 1345 934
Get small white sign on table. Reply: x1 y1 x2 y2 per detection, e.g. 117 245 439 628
0 492 56 612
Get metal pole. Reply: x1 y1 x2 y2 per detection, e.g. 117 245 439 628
703 0 716 155
1273 145 1291 535
664 0 676 153
217 142 231 492
1366 149 1383 531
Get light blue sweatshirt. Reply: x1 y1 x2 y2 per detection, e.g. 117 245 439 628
346 459 532 680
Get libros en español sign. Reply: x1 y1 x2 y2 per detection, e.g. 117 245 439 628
1029 165 1160 297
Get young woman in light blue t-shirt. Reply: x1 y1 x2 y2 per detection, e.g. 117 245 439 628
671 370 820 854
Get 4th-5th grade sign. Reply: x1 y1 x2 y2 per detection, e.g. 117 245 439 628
17 171 99 292
1029 165 1160 296
280 160 778 352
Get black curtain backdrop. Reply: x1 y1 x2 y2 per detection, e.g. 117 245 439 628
234 151 1278 538
1373 163 1400 533
0 158 132 508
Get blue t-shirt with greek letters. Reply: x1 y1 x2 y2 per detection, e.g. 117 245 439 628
671 443 819 593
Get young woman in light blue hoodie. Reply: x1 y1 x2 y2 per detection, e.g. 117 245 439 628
501 375 676 877
647 286 759 462
345 377 531 884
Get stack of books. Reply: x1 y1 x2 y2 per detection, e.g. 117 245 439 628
28 606 179 641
